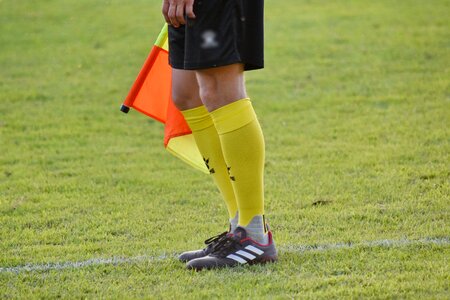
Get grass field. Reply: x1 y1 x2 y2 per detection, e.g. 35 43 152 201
1 0 449 298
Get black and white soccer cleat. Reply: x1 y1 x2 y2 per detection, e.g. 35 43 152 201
186 227 278 270
178 231 229 262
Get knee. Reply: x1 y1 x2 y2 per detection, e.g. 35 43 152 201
172 88 199 111
196 65 246 111
199 87 215 106
198 79 219 108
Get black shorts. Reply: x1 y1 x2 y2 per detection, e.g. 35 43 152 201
168 0 264 71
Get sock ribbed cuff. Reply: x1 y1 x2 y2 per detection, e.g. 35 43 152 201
181 105 213 132
210 98 256 135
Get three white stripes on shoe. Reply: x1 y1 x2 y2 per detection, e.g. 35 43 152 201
226 245 264 264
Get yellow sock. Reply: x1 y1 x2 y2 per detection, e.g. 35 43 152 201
181 106 238 222
210 99 265 227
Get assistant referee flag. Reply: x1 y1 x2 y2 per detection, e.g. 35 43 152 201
121 24 208 174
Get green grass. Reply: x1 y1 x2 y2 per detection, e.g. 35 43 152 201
1 0 449 298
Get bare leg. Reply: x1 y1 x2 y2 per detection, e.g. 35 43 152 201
195 64 247 112
171 68 203 110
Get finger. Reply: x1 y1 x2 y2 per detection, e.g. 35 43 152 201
162 0 170 23
168 4 179 27
176 4 186 25
185 0 195 19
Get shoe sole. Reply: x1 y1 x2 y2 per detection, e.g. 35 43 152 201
187 255 278 271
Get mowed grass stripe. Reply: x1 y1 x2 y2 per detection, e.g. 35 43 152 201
2 237 448 274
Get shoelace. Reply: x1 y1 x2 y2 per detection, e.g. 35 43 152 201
210 235 241 257
204 231 228 249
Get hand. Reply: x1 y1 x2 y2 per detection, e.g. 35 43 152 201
162 0 195 28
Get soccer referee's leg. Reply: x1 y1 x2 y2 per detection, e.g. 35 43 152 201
196 64 269 244
172 69 238 228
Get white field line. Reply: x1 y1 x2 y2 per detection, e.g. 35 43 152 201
281 237 450 253
1 237 448 274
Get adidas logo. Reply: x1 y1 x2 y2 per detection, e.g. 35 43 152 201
226 245 264 264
